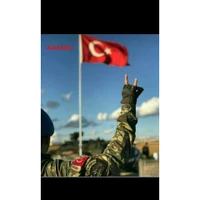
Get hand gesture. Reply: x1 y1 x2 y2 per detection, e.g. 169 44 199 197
121 74 144 106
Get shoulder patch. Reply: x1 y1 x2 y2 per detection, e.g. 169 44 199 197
72 156 89 167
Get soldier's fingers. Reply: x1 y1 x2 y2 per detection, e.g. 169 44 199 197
133 78 138 86
124 74 129 85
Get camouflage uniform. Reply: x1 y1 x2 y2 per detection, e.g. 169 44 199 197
41 103 137 177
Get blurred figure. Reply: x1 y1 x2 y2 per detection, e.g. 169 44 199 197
142 142 149 158
153 152 159 160
41 74 144 176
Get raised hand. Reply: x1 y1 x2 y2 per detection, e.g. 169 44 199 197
121 74 144 106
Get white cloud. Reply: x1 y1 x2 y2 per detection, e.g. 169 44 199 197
62 92 72 101
96 97 159 120
61 114 98 128
104 129 114 134
136 97 159 117
96 108 120 121
108 108 121 120
50 132 67 145
97 113 107 121
68 114 79 122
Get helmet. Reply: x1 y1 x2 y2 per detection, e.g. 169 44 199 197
41 108 54 137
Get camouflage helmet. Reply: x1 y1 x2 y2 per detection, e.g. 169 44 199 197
41 108 54 137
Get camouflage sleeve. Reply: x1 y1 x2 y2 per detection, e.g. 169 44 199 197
41 104 137 177
41 155 94 177
83 103 137 176
41 155 74 177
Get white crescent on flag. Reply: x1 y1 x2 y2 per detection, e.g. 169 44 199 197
89 41 112 57
89 41 104 57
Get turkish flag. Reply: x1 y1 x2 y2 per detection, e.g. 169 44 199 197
81 34 129 67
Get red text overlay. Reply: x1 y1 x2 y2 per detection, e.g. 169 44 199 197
46 45 74 50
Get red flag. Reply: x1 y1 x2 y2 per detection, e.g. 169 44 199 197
81 34 129 67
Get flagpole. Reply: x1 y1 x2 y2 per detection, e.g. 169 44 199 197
78 34 83 156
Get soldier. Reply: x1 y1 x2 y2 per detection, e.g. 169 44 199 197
41 74 144 176
142 142 150 158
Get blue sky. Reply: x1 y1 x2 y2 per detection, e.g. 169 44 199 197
41 34 159 144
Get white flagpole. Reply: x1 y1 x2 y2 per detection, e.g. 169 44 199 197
78 34 83 156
